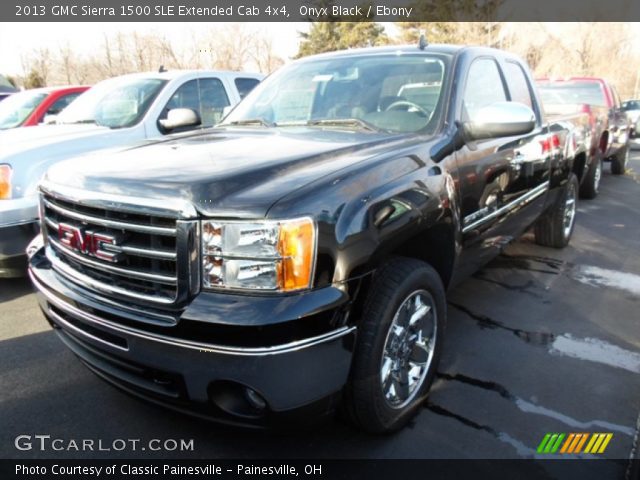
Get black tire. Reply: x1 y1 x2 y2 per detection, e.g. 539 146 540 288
534 173 579 249
611 144 629 175
344 257 446 433
579 152 602 199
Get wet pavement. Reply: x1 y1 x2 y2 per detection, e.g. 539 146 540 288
1 147 639 476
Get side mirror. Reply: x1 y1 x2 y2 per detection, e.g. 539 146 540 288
463 102 535 140
159 108 201 131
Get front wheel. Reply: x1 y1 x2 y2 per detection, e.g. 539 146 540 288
344 257 446 433
534 173 579 248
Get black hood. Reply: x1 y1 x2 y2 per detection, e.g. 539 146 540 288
45 127 413 218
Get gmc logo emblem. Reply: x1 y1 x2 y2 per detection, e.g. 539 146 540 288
58 223 122 263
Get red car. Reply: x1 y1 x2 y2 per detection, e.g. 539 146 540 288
0 85 89 129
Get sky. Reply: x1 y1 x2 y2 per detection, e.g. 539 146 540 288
0 22 310 76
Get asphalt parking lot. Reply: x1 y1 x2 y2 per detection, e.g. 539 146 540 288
1 147 639 475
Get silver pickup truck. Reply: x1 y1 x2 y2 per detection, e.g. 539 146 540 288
0 69 263 277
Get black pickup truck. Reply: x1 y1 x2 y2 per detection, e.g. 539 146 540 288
28 43 580 433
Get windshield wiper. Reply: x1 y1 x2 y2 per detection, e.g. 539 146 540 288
305 118 380 132
226 118 275 128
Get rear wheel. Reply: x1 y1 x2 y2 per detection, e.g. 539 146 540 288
611 144 629 175
344 257 445 433
579 152 602 199
534 173 579 248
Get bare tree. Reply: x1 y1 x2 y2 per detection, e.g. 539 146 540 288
251 34 284 74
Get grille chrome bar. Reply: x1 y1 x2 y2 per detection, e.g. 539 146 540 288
43 198 177 237
48 237 177 285
47 247 177 304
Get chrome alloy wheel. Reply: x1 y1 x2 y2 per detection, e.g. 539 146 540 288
380 289 437 409
563 179 577 238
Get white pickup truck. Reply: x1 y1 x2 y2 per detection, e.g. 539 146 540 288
0 69 263 277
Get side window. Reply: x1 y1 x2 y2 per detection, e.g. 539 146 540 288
462 58 506 121
504 61 534 109
46 93 81 116
234 77 260 99
163 79 199 122
199 78 230 126
162 78 230 131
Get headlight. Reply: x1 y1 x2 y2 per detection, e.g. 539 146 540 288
201 217 316 292
0 164 12 200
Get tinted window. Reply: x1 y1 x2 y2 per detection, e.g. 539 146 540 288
163 78 230 129
622 101 640 111
235 78 260 99
46 92 81 116
463 58 507 120
504 61 533 108
200 78 230 126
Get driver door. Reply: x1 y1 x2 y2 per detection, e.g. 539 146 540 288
455 57 544 272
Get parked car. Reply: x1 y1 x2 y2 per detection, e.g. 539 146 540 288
537 77 631 175
28 43 579 432
621 99 640 137
0 69 263 277
0 74 18 102
0 86 89 129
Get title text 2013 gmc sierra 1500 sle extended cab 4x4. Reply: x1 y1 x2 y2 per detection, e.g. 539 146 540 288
27 43 579 433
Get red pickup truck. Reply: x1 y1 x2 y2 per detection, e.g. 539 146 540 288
537 77 631 181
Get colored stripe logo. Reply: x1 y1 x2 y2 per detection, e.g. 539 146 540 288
537 433 613 454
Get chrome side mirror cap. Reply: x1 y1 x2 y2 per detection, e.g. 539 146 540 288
159 108 201 131
464 102 536 140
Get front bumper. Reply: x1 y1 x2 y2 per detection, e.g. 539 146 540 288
28 243 357 427
0 195 39 277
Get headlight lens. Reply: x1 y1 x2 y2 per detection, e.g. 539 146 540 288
0 164 12 200
201 217 316 292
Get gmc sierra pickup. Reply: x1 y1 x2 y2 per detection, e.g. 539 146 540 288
28 43 580 433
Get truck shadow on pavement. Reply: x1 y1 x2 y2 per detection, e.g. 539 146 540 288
0 276 33 303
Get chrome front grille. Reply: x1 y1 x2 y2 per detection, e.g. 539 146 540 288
40 184 199 306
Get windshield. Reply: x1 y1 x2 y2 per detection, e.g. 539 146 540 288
0 90 47 129
622 100 640 111
57 77 167 128
223 53 449 134
537 82 607 107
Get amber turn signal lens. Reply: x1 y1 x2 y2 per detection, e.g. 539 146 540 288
278 218 315 291
0 165 11 200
